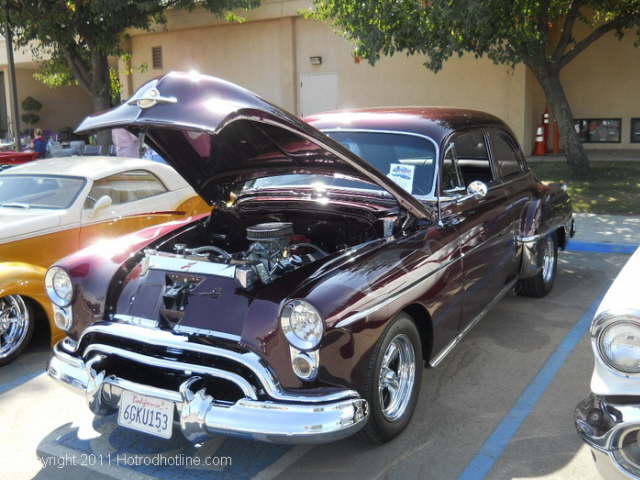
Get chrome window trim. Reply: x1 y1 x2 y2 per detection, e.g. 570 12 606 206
321 128 440 198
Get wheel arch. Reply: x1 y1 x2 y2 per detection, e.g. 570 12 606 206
401 303 433 367
0 262 57 344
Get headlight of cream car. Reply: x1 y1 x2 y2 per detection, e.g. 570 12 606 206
599 321 640 373
280 300 324 350
45 267 74 307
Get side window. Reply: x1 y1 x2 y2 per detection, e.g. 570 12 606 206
451 130 495 186
492 131 523 179
440 144 464 193
84 170 168 208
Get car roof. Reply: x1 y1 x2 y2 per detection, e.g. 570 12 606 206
305 107 508 145
0 156 180 182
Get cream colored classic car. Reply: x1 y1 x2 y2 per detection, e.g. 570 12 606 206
0 156 209 365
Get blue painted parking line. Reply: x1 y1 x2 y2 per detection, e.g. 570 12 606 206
457 294 603 480
0 370 44 395
567 240 638 254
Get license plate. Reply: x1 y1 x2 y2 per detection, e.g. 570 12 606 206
117 390 174 439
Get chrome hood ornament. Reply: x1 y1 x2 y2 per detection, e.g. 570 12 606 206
127 86 177 109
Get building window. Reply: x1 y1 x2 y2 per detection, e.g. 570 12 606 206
631 118 640 143
151 46 163 69
574 118 621 143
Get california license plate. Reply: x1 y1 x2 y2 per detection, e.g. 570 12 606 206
117 390 174 439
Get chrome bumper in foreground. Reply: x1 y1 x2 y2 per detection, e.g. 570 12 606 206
48 340 368 444
575 394 640 479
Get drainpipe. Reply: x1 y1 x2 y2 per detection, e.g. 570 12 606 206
4 6 20 151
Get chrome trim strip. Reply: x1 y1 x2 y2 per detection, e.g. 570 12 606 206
83 343 258 400
47 346 368 445
73 322 359 403
334 254 460 329
429 278 517 367
148 253 236 277
113 314 159 329
172 325 242 342
518 220 572 243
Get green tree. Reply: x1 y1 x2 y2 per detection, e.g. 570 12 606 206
312 0 640 177
2 0 259 147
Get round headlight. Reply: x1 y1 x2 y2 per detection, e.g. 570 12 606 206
599 321 640 373
280 300 324 350
45 267 74 307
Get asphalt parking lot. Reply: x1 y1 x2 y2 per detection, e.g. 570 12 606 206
0 249 632 480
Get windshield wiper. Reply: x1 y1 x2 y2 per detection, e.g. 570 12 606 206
0 202 31 209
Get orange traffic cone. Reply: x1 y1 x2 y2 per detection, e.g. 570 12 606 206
532 125 546 156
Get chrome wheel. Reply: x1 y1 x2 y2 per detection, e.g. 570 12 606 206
541 235 556 284
378 334 416 422
0 296 30 359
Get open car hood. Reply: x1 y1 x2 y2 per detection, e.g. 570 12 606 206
75 72 432 220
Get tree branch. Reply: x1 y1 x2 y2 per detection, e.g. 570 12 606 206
61 45 92 94
553 1 581 63
559 17 624 68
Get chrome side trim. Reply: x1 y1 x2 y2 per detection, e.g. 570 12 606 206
83 343 258 400
518 220 571 243
70 322 359 403
429 278 517 367
334 254 459 329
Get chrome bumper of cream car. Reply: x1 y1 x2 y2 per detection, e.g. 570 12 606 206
48 339 368 444
575 394 640 479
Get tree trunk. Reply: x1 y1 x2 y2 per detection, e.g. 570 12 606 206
90 50 113 153
531 65 591 177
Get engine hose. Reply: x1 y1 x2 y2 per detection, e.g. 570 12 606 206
289 242 329 257
187 246 232 260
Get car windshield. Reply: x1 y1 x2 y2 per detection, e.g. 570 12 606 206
0 175 86 209
243 131 437 197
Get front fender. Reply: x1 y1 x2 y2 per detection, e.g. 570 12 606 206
0 262 59 344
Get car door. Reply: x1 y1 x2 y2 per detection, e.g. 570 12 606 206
79 169 186 247
439 128 517 333
488 127 532 277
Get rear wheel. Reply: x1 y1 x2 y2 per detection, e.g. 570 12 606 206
359 313 423 444
517 233 558 298
0 295 35 366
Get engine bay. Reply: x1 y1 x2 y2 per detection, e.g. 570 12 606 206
148 201 397 290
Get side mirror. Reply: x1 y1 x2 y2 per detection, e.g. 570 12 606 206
91 195 112 216
467 180 488 199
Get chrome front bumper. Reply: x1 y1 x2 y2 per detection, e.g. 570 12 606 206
48 339 368 444
575 394 640 479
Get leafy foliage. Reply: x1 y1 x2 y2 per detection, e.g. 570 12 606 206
311 0 640 71
2 0 260 106
21 96 42 112
311 0 640 175
21 112 40 126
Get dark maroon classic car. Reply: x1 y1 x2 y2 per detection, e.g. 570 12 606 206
46 72 574 445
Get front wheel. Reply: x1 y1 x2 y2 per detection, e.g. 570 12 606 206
359 312 423 444
517 233 558 298
0 295 35 366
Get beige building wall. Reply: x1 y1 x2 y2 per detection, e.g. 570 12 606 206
126 7 530 147
124 2 640 154
1 68 94 133
559 27 640 149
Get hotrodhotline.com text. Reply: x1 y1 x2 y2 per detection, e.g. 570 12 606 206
39 453 233 469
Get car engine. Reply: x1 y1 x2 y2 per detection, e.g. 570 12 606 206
145 222 329 291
